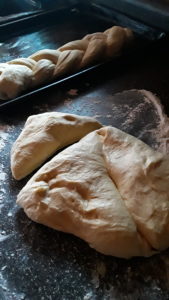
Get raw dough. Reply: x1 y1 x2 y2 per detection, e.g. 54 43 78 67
17 126 169 258
11 112 102 180
0 26 133 100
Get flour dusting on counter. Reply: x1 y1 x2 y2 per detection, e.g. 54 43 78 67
141 89 169 153
110 89 169 154
0 126 10 152
0 125 14 214
0 125 14 151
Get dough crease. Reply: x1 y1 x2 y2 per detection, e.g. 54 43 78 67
16 126 169 258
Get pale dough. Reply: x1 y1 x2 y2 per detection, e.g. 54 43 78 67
11 112 102 180
16 126 169 258
0 26 133 100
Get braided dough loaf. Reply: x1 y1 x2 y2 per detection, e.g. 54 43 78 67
0 26 133 100
17 126 169 258
11 112 102 180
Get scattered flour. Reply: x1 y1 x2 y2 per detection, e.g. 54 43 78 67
122 102 146 127
111 89 169 154
0 233 14 242
0 124 14 152
92 114 102 119
64 98 73 108
83 291 94 300
141 89 169 154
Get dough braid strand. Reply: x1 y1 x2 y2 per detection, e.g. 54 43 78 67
0 26 133 100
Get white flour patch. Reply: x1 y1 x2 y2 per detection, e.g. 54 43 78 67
83 291 94 300
0 125 14 177
0 163 7 180
0 132 9 152
0 171 6 181
0 233 13 242
7 211 13 217
0 124 14 153
141 90 169 154
122 102 146 128
0 271 8 292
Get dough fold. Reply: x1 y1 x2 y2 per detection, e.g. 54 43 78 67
17 126 169 258
11 112 102 180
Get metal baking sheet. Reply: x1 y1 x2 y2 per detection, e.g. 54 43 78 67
0 6 165 111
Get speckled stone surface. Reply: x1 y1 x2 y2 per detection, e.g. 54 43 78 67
1 10 169 300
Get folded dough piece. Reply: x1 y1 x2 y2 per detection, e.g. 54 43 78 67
11 112 102 180
101 128 169 252
17 126 169 258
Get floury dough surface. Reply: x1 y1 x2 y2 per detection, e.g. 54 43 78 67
17 126 169 258
10 112 102 180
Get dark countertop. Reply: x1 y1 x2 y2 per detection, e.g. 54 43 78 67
0 9 169 300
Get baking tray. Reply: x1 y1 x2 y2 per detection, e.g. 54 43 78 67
1 5 169 300
0 5 166 111
0 11 42 25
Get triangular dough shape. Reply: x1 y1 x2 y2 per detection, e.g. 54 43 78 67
11 112 102 180
17 126 169 258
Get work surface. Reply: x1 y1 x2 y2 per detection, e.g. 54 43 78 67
0 12 169 300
